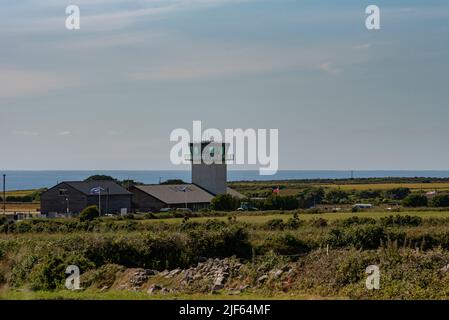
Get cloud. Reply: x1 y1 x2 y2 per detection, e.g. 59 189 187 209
0 69 75 99
57 131 71 136
353 43 372 50
12 130 39 136
3 0 252 35
317 62 341 75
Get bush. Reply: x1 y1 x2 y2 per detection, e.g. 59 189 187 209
356 190 381 199
403 194 428 207
297 187 325 209
80 206 100 222
325 189 349 204
5 195 33 203
325 225 387 249
264 219 285 230
338 216 376 227
261 195 299 210
430 195 449 208
210 194 241 211
380 215 422 227
261 234 310 255
385 187 411 200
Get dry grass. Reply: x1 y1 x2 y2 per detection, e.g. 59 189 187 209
317 182 449 192
0 203 39 213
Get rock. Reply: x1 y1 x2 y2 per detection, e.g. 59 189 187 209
257 275 269 283
238 284 249 291
145 269 159 276
212 283 224 291
147 284 162 295
161 287 170 294
159 270 169 277
272 269 283 279
441 264 449 273
167 268 181 278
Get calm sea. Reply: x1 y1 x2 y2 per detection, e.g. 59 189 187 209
1 170 449 191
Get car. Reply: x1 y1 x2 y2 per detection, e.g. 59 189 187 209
159 208 173 212
237 203 258 211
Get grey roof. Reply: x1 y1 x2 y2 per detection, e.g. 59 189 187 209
227 187 246 199
64 181 132 196
133 184 214 204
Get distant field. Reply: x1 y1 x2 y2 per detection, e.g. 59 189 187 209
0 203 39 213
1 190 36 197
317 182 449 192
229 181 449 196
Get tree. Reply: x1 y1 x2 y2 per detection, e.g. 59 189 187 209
430 194 449 207
263 195 299 210
210 194 240 211
160 179 186 185
79 205 100 221
385 188 411 200
403 194 428 207
356 189 381 199
325 189 349 204
297 187 325 209
84 175 116 182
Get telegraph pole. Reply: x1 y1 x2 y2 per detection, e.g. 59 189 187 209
3 174 6 215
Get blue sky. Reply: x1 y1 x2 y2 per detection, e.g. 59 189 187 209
0 0 448 170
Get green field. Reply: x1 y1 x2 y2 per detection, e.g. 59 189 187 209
136 210 449 225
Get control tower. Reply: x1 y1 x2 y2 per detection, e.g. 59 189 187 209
188 141 231 195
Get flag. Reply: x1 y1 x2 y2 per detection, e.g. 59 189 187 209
90 186 105 195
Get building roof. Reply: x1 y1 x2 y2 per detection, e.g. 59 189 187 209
63 181 132 196
226 187 246 199
133 184 214 204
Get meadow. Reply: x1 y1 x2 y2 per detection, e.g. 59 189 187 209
2 177 449 300
2 209 449 300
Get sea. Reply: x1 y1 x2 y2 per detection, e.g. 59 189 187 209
2 170 449 191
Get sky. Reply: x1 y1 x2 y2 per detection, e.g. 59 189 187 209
0 0 449 171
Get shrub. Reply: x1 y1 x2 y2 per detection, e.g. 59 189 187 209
285 217 301 229
264 219 285 230
261 234 310 255
356 190 381 199
325 189 349 204
309 218 328 228
297 187 325 209
325 225 387 249
338 216 376 227
430 195 449 208
384 187 411 200
210 194 241 211
380 215 422 227
403 194 428 207
262 195 299 210
80 205 100 222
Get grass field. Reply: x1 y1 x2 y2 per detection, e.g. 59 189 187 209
136 210 449 225
0 289 333 300
1 190 36 197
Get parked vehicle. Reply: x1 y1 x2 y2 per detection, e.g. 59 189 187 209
237 203 258 211
352 203 373 209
